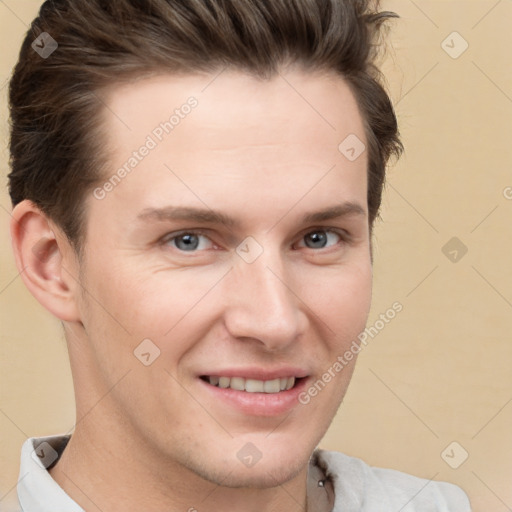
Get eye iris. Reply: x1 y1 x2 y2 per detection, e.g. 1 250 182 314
175 234 199 251
305 231 327 249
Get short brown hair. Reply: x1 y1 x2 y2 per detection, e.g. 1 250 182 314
8 0 403 252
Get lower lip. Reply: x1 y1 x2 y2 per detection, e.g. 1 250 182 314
199 377 309 417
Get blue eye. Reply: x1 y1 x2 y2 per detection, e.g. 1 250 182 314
299 230 342 249
166 232 214 252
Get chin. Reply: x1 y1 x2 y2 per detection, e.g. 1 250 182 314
198 456 308 489
179 438 312 490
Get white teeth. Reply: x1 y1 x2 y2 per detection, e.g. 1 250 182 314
218 376 230 388
207 376 296 393
263 379 281 393
230 377 245 391
245 379 264 392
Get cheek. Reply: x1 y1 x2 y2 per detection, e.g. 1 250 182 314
81 260 227 355
295 265 371 416
299 261 373 340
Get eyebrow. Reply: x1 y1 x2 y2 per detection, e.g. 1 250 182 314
138 206 236 227
137 202 366 228
301 202 366 224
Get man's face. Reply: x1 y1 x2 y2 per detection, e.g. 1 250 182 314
71 69 372 487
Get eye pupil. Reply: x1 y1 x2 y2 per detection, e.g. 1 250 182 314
305 231 327 249
175 234 199 251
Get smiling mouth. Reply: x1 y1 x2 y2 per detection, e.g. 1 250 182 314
200 375 303 393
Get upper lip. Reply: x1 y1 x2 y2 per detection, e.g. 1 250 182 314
199 367 309 381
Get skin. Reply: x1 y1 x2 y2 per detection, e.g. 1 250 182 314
11 68 372 512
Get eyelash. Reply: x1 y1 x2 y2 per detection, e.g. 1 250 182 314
159 228 351 253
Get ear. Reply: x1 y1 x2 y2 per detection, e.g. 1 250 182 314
10 200 82 323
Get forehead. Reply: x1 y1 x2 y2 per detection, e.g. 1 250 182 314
99 68 365 149
89 69 368 228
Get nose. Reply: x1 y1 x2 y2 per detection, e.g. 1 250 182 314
222 249 307 351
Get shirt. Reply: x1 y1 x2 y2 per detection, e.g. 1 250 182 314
16 434 472 511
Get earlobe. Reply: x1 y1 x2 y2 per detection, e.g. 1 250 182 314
10 200 82 323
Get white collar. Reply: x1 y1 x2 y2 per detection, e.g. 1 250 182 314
17 434 84 512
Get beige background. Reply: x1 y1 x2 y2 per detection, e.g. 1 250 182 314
1 1 511 511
